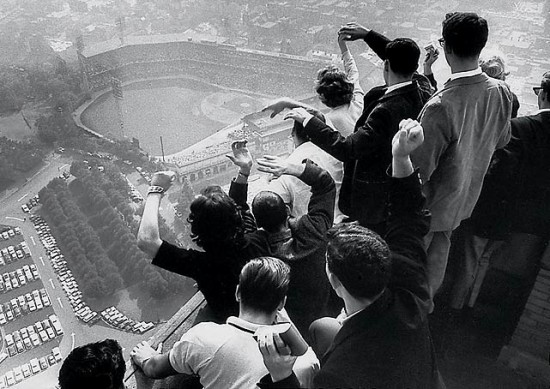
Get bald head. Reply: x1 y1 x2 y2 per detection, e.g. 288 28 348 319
252 191 287 233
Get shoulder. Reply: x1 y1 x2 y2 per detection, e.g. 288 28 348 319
179 322 234 348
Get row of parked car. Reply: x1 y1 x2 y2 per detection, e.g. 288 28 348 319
100 306 155 334
3 314 64 358
0 241 30 268
0 288 51 325
0 263 40 294
0 227 21 241
0 347 62 388
31 215 100 325
21 194 39 213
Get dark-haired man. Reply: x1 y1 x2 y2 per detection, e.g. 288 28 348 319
131 257 318 388
410 12 512 305
285 23 431 232
59 339 125 389
253 151 336 337
257 120 445 389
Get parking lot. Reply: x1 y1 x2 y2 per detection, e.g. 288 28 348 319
0 227 63 387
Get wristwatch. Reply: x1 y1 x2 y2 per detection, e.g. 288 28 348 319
147 185 166 195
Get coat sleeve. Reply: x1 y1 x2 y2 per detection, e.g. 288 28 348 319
384 172 431 299
364 30 391 60
410 101 453 182
152 240 201 279
295 160 336 239
305 106 392 162
228 179 258 233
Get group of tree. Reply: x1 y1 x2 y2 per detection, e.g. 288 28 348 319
0 61 83 114
0 137 46 191
68 161 190 299
39 179 123 298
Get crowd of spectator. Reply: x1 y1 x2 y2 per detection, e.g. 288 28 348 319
59 10 550 389
83 39 323 97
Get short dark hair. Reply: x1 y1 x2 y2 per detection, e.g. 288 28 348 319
315 65 355 108
59 339 125 389
326 223 391 299
542 71 550 95
292 109 326 142
385 38 420 76
442 12 488 58
252 191 287 233
188 186 243 251
238 256 290 314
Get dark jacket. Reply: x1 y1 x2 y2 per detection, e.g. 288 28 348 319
152 180 270 322
258 171 445 389
304 30 432 229
305 82 429 228
249 160 335 337
471 111 550 238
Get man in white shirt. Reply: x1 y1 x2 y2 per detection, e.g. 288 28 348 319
267 112 346 223
130 257 318 389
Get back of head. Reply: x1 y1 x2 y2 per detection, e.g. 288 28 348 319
542 71 550 95
385 38 420 77
59 339 125 389
326 223 391 299
315 65 355 108
188 186 243 251
480 56 508 81
252 191 287 233
238 256 290 314
442 12 488 59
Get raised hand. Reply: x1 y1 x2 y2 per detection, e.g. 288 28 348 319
226 140 253 174
283 107 310 124
262 98 298 118
257 155 305 178
338 22 370 41
151 171 176 192
257 332 297 383
392 119 425 158
424 48 440 68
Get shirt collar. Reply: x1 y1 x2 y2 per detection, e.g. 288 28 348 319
448 67 482 81
385 80 413 95
534 108 550 115
226 316 265 334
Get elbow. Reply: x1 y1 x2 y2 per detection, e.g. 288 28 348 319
141 360 164 379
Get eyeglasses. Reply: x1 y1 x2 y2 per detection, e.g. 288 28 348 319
533 87 542 96
438 38 445 47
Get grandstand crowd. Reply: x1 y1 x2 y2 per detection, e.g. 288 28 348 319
82 39 324 97
58 12 550 389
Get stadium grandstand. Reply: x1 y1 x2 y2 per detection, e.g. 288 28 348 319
78 34 332 98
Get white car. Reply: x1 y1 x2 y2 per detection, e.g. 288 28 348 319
5 371 14 387
38 330 48 343
29 358 40 374
52 347 62 362
21 363 31 378
30 333 41 347
45 327 55 340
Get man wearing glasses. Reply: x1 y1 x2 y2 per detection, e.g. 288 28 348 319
410 12 513 310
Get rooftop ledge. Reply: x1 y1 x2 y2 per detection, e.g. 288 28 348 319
123 292 206 389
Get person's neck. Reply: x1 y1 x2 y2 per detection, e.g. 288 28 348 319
239 308 276 325
449 56 480 74
342 288 386 317
387 74 412 87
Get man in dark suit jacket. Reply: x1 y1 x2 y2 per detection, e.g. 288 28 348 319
256 120 445 389
285 24 432 232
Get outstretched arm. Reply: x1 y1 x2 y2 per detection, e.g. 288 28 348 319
386 120 431 298
131 342 178 379
339 23 389 60
137 171 175 258
262 97 319 119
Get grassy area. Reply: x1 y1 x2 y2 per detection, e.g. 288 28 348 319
80 77 267 155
